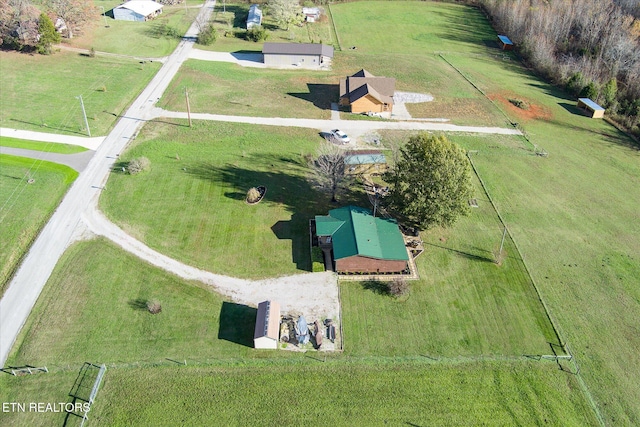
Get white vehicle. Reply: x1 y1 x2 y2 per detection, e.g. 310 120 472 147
330 129 350 144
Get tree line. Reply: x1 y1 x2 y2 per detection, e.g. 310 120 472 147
478 0 640 136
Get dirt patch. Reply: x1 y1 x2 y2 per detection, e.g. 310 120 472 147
488 92 553 121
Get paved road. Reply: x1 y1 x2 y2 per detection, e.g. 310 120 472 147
0 147 95 172
0 0 217 367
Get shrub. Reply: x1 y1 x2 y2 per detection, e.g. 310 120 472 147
580 82 599 100
566 72 585 95
246 187 261 203
311 247 325 272
388 278 409 298
246 26 268 42
197 23 218 45
147 300 162 314
128 157 151 175
89 47 96 58
508 98 530 110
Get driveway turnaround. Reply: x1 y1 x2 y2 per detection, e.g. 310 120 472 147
0 127 104 150
0 0 217 367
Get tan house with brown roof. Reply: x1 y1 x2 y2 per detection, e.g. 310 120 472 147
339 69 395 114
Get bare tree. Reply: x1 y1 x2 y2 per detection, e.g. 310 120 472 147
308 142 352 203
45 0 97 39
268 0 302 31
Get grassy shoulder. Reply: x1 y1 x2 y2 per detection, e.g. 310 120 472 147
99 120 365 279
0 155 78 294
0 50 160 136
0 136 87 154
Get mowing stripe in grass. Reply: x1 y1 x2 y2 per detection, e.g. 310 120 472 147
0 136 88 154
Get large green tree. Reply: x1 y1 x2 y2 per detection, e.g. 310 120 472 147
37 12 60 54
384 133 473 230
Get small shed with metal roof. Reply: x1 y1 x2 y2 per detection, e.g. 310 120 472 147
315 206 409 274
254 300 280 349
262 43 333 69
498 35 514 50
577 98 605 118
246 4 262 29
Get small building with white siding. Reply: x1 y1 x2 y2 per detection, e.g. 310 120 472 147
262 43 334 69
113 1 163 22
247 4 262 29
254 300 280 349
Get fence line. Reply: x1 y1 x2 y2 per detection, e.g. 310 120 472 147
466 152 605 426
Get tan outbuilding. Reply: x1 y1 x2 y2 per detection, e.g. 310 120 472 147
577 98 605 118
254 300 281 349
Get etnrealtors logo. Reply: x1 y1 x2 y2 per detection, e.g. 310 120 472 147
2 402 90 413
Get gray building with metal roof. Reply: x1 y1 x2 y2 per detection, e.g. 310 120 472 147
262 43 333 69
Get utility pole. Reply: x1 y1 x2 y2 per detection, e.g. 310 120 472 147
185 89 192 127
499 226 507 255
100 6 109 28
76 95 91 137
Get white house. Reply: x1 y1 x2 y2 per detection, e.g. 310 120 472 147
113 1 164 22
246 4 262 29
253 300 280 349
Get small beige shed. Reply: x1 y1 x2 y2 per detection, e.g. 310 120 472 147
253 300 280 349
577 98 605 118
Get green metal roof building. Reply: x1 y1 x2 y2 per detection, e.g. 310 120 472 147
315 206 408 274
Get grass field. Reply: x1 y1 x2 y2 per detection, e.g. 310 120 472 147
64 1 201 57
0 360 598 426
0 155 77 294
0 136 87 154
99 120 365 278
0 50 160 136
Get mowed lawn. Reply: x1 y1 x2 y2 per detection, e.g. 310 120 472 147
0 361 598 426
99 120 359 278
341 173 558 357
0 50 160 136
439 53 640 424
0 155 77 294
6 238 261 366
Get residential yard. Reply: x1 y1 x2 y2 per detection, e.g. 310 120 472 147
64 0 201 57
197 3 335 53
99 120 366 279
0 50 160 136
341 173 558 358
0 155 77 295
3 1 640 425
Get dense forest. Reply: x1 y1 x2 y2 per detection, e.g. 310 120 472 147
479 0 640 136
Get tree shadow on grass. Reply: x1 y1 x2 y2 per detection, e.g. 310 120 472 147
423 242 494 263
288 83 339 111
218 301 257 347
362 280 390 295
128 298 148 310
